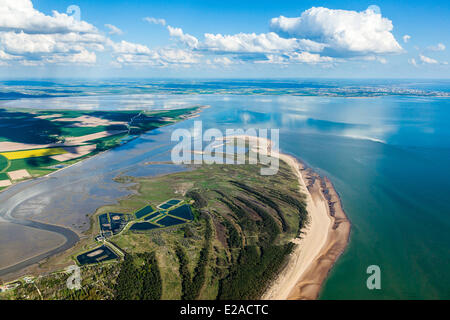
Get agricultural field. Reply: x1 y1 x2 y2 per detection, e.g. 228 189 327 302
1 152 308 300
0 107 202 191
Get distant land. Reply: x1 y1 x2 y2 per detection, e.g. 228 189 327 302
1 79 449 102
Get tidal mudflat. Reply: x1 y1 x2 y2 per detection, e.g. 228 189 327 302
0 109 201 279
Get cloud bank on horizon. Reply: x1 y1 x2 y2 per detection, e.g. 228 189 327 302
0 0 447 72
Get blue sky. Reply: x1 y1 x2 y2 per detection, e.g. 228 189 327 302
0 0 449 78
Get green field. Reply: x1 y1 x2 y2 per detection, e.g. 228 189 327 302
0 107 201 188
0 154 8 173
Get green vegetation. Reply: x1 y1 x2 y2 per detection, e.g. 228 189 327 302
0 154 8 172
100 157 307 300
7 157 59 172
1 264 121 300
222 219 241 248
0 108 66 144
186 190 208 209
59 125 110 138
230 180 289 232
175 216 212 299
115 252 162 300
218 243 294 299
175 246 193 300
1 151 308 300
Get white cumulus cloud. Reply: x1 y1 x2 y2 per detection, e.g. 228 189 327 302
403 35 411 43
0 0 105 65
427 43 445 51
201 32 300 53
419 54 438 64
163 6 401 65
144 17 166 26
105 24 123 35
287 51 334 63
0 2 417 70
167 26 199 48
0 0 97 34
270 6 403 57
408 58 417 66
109 40 152 55
206 56 235 66
110 39 201 67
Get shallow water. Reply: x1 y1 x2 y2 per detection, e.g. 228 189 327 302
0 123 191 275
1 92 449 299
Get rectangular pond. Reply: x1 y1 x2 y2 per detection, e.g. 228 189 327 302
168 204 193 221
143 212 161 221
159 203 173 210
157 216 186 227
167 199 182 205
109 213 128 234
135 205 155 219
76 245 119 265
129 222 160 231
98 213 111 233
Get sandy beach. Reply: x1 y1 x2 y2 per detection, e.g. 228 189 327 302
224 135 351 300
285 174 351 300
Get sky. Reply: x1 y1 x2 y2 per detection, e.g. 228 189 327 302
0 0 449 79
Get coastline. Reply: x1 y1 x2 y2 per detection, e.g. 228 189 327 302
284 167 350 300
1 129 350 296
0 220 79 279
0 106 206 280
267 156 351 300
0 105 207 195
223 135 351 300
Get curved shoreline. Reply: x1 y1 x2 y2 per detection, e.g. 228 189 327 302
263 159 351 300
0 219 80 278
261 156 333 300
285 171 351 300
1 130 351 296
223 135 351 300
0 107 206 280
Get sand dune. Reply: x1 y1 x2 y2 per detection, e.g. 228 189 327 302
286 175 351 300
224 135 350 300
262 155 333 300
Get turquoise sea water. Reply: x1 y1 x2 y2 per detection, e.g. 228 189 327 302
1 80 449 299
202 95 450 299
196 95 450 299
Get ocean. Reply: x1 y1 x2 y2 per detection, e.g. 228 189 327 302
0 79 449 298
